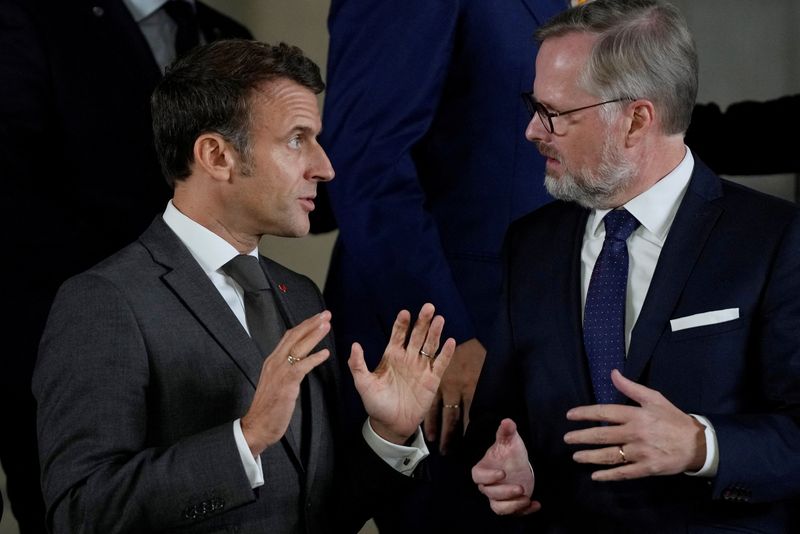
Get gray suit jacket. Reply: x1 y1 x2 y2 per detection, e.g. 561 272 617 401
34 217 413 533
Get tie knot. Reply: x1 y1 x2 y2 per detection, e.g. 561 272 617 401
222 255 269 293
602 209 639 242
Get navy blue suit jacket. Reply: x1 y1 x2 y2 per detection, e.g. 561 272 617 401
467 158 800 533
321 0 566 373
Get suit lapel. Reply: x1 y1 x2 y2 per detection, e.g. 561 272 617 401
559 208 596 405
625 161 724 382
140 219 264 389
257 258 308 469
260 258 337 474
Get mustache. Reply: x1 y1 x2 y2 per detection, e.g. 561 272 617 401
535 142 560 162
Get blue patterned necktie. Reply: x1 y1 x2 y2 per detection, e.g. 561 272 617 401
583 209 640 404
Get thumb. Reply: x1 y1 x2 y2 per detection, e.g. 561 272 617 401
495 418 518 445
347 342 369 388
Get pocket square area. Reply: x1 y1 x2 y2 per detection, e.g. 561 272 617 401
670 308 740 332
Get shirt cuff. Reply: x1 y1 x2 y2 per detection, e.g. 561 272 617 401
362 419 429 476
233 419 264 489
685 414 719 477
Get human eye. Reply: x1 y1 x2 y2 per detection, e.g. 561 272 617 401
288 135 302 150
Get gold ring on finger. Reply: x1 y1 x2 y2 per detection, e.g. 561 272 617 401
618 446 628 464
419 349 434 359
443 404 460 409
287 354 301 365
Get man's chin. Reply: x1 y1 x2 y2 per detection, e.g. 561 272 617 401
545 174 602 209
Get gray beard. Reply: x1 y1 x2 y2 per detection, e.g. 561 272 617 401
542 139 635 210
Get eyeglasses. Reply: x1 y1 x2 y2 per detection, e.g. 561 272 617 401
520 92 632 134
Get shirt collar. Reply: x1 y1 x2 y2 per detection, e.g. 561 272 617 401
587 147 694 243
123 0 196 22
162 201 258 276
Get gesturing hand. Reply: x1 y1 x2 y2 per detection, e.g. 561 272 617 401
241 311 332 457
564 370 707 481
472 419 540 516
424 338 486 454
349 303 456 444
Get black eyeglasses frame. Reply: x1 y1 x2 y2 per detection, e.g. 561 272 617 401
520 92 634 133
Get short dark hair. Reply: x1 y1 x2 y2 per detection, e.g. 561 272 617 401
152 39 325 187
535 0 697 135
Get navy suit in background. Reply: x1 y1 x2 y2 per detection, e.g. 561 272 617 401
319 2 565 531
321 0 565 412
466 158 800 533
0 1 250 530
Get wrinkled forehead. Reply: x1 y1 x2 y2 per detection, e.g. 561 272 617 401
534 32 599 104
249 79 322 133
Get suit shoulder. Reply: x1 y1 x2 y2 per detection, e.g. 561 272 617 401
718 179 800 228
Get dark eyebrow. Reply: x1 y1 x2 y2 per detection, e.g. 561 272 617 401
289 125 320 137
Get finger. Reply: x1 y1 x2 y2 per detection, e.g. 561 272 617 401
274 311 331 360
591 463 647 482
430 337 456 379
610 369 663 406
515 500 542 516
463 391 474 434
438 402 461 454
563 425 624 446
420 314 445 357
572 445 626 466
566 403 637 425
406 303 436 355
423 390 442 442
496 418 519 445
478 483 526 500
289 348 330 376
347 342 368 384
490 497 538 516
471 466 506 485
386 310 412 352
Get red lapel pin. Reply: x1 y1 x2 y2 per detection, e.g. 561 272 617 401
278 283 288 293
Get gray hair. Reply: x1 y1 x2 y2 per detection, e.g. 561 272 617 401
535 0 697 135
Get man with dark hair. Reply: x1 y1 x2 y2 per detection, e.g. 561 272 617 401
0 1 251 530
466 1 800 532
33 39 455 534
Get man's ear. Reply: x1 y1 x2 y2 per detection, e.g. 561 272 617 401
193 133 237 182
625 100 655 147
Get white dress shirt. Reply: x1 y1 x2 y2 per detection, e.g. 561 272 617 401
162 202 428 487
579 148 719 477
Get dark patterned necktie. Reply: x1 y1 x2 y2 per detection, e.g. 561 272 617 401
221 255 283 356
583 209 640 404
163 0 200 57
222 255 305 458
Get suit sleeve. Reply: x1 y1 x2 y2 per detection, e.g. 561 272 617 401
33 275 257 533
708 210 800 503
320 0 476 344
